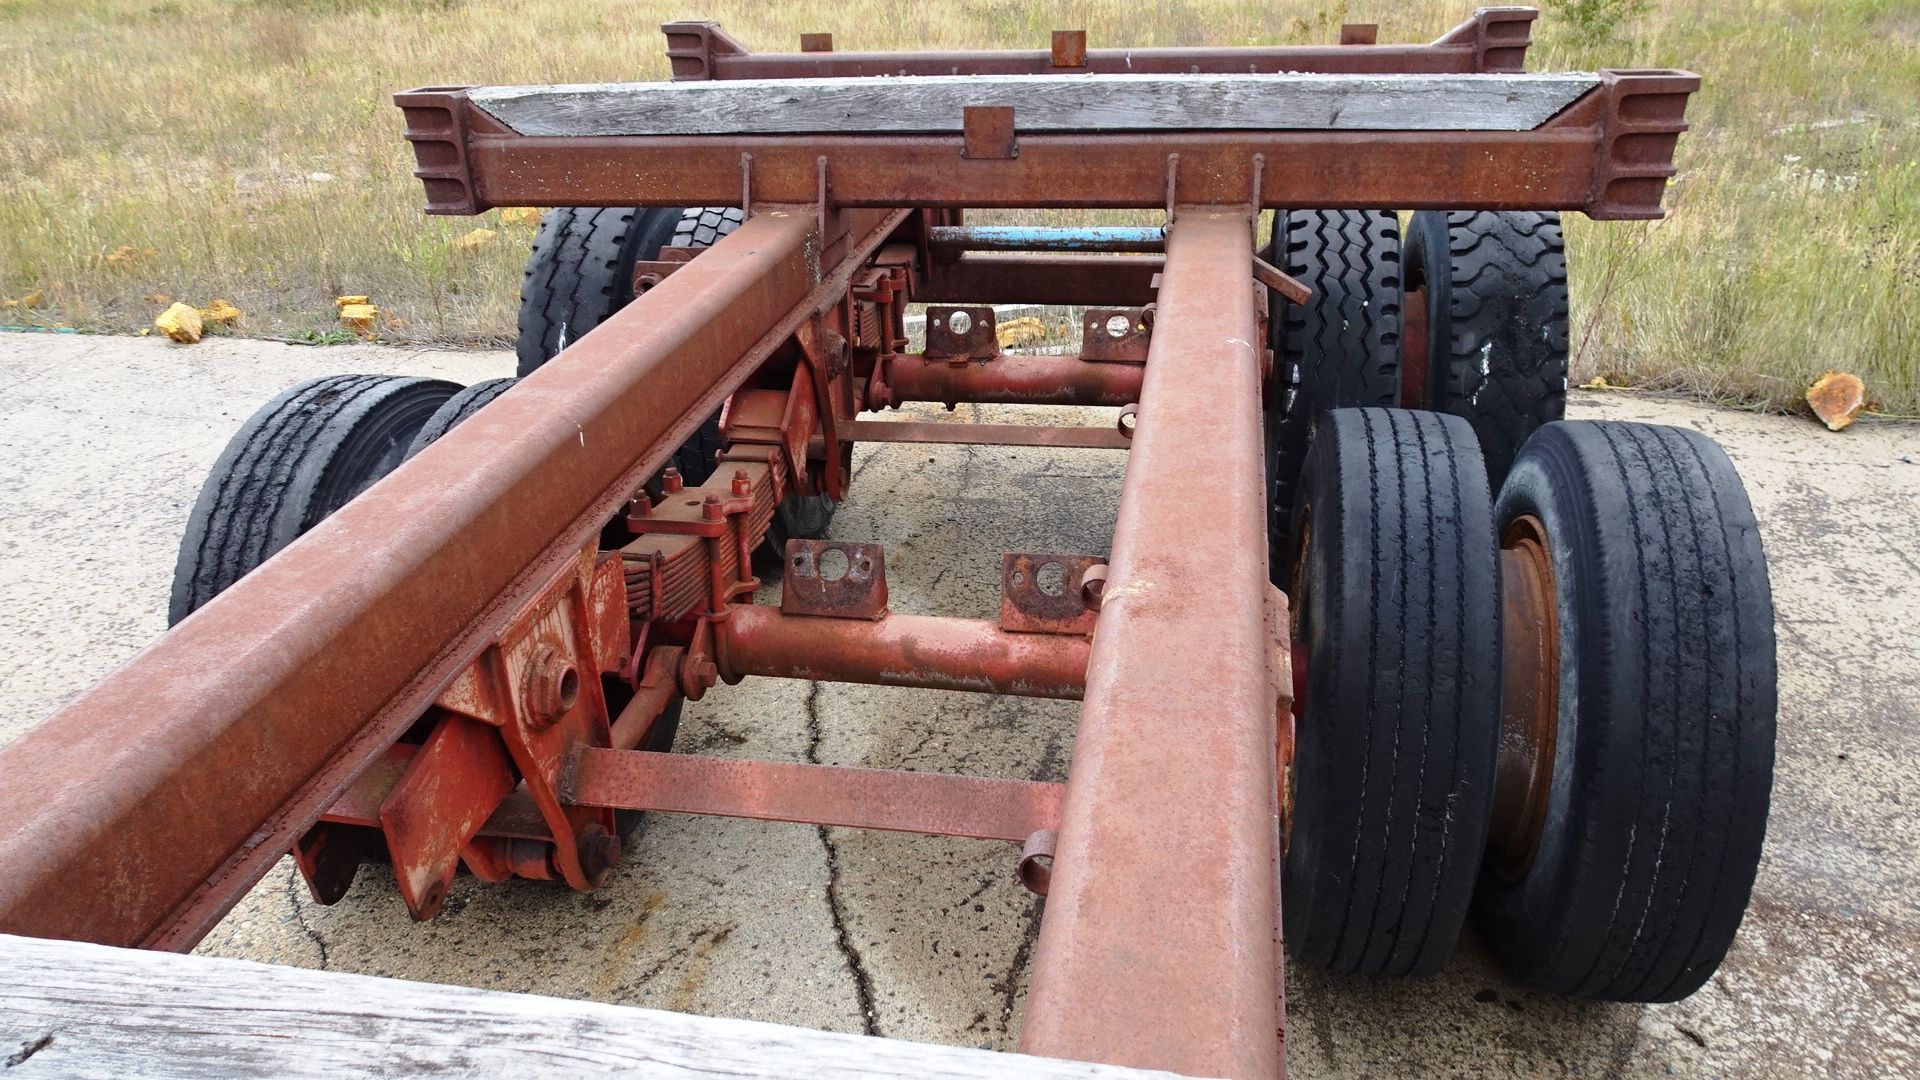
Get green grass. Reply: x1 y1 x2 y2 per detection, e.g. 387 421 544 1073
0 0 1914 411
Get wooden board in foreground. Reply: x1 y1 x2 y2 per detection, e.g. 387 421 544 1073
469 72 1600 137
0 933 1196 1079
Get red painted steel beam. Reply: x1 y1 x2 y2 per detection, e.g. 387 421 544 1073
566 749 1063 843
0 209 893 950
879 354 1143 408
718 604 1089 700
1018 210 1285 1078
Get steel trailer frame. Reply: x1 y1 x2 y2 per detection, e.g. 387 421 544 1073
0 10 1698 1079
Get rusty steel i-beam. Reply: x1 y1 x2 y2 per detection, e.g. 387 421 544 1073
1019 210 1285 1077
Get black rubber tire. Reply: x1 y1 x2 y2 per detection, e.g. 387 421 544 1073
404 378 518 459
1264 210 1403 581
1477 421 1776 1002
1402 210 1569 489
516 207 686 377
169 374 461 624
668 205 745 250
515 206 734 487
607 688 684 843
1282 407 1503 978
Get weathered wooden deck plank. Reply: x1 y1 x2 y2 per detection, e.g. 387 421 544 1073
0 933 1196 1079
469 72 1599 136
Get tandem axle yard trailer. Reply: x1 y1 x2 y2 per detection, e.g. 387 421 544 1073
0 8 1771 1077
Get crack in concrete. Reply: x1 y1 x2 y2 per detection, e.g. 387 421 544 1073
993 895 1044 1033
805 681 881 1037
284 869 332 969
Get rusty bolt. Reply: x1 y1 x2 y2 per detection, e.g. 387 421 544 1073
662 467 683 493
732 469 751 497
521 644 580 730
679 652 720 700
702 493 725 522
575 822 622 889
628 491 653 518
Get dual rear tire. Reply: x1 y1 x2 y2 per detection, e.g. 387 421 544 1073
517 205 835 544
1262 208 1569 566
1283 408 1775 1001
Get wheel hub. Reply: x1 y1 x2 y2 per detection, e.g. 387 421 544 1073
1489 513 1559 881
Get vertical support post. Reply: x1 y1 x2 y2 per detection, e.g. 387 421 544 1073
1019 209 1284 1078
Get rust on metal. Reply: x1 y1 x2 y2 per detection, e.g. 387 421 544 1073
0 11 1700 1078
1252 255 1312 305
567 748 1063 843
923 305 1000 359
411 72 1695 219
0 208 911 949
962 105 1019 161
1079 307 1151 363
1000 553 1105 636
874 353 1144 409
718 603 1089 699
662 8 1535 80
377 713 516 919
1401 279 1432 408
1019 210 1286 1078
780 539 889 620
1339 23 1380 46
1019 829 1058 896
1050 30 1087 69
918 254 1161 307
849 419 1131 450
1489 513 1560 881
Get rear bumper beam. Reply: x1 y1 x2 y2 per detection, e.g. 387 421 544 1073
399 69 1696 219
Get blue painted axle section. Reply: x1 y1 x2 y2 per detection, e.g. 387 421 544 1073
926 225 1166 254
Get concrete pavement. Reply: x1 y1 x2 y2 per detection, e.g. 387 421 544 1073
0 332 1915 1076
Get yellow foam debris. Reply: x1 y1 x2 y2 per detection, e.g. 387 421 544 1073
338 302 380 338
335 294 371 310
497 207 541 226
1806 372 1866 432
996 315 1049 348
200 299 243 327
154 302 203 343
2 288 44 310
450 227 499 252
